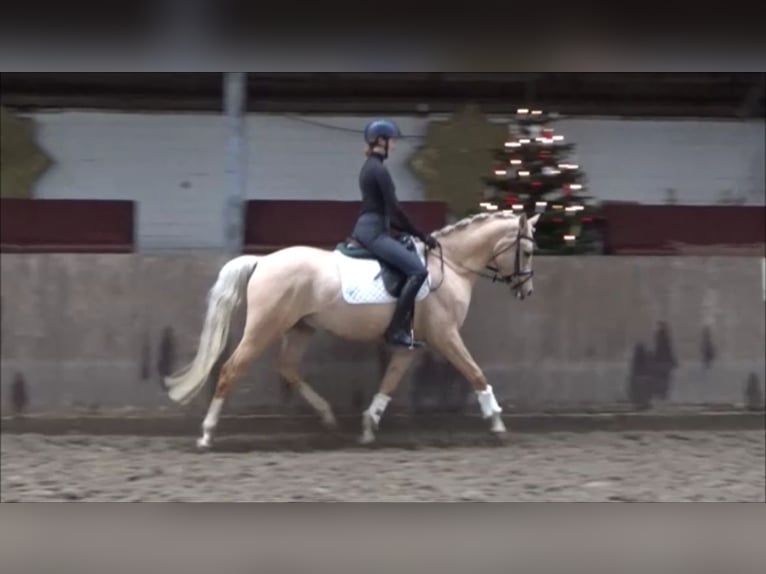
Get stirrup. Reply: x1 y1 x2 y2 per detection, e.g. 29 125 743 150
385 328 425 349
407 328 425 350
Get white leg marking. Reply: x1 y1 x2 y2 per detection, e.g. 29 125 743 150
297 382 337 428
359 393 391 444
366 393 391 428
359 412 376 445
198 397 224 449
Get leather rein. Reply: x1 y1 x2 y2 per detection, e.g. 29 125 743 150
427 224 535 296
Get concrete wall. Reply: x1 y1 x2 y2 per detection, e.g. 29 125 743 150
2 254 764 417
28 111 766 251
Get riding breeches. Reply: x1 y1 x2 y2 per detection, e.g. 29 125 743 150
351 213 428 282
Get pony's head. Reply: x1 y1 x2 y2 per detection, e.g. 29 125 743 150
432 210 540 300
488 212 539 300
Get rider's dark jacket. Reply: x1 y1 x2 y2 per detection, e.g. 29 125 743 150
356 151 425 240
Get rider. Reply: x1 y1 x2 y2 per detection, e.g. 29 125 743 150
350 118 438 349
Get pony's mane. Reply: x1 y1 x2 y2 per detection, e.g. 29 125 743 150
432 210 521 238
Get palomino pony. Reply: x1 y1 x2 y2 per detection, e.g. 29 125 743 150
165 210 539 448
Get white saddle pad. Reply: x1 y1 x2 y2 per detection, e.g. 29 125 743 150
333 249 431 305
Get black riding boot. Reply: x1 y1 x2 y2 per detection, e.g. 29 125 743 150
385 274 427 348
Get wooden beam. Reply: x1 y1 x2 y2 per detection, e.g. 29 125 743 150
1 72 760 117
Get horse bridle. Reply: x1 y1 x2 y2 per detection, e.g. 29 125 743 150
428 224 535 297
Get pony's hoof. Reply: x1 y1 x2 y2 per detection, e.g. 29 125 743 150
358 430 376 445
321 413 339 431
489 413 506 434
491 429 508 442
489 426 508 446
323 421 342 439
362 411 379 430
359 411 379 443
196 436 212 450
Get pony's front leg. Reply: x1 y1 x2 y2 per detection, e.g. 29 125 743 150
360 349 418 444
431 329 506 435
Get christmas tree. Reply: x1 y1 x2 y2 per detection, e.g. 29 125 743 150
481 109 601 254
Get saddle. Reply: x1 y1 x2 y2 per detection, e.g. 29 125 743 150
335 234 417 298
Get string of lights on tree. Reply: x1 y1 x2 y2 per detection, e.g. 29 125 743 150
480 108 601 254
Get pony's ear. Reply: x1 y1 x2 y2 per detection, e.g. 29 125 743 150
528 213 541 228
518 212 528 229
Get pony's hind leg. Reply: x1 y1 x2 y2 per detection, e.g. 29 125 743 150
198 316 283 449
277 323 337 430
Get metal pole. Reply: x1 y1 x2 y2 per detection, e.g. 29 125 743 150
224 72 247 254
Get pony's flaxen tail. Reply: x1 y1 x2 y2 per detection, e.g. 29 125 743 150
165 255 259 405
